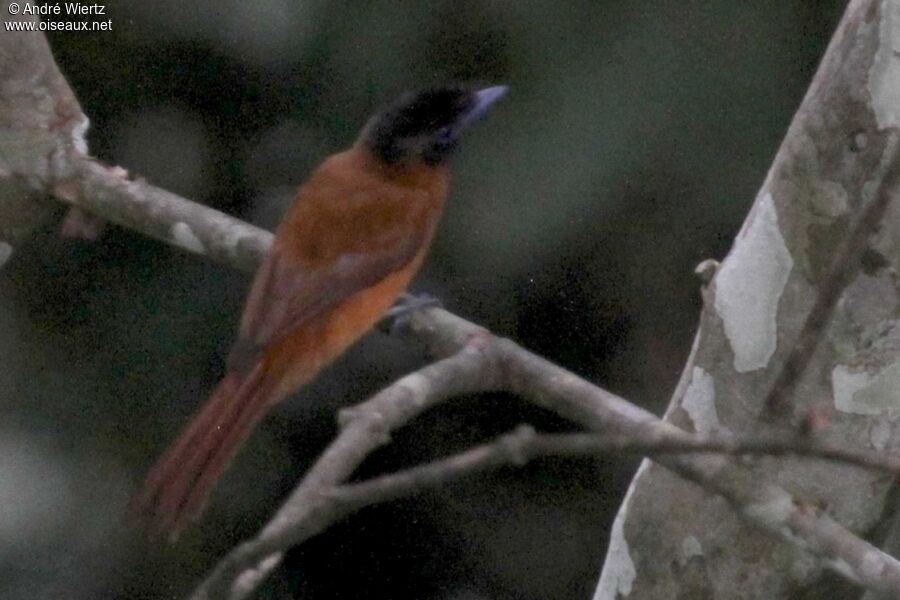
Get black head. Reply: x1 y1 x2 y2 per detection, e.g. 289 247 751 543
362 85 507 167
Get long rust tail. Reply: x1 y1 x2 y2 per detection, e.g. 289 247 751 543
130 362 279 539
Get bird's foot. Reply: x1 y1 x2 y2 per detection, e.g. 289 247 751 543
383 292 443 336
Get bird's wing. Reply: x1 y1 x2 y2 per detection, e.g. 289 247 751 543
227 184 434 370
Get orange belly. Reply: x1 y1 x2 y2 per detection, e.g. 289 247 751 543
267 261 420 398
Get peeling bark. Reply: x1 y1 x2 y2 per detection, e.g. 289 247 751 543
596 1 900 597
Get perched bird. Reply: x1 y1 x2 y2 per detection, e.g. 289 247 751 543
131 84 508 537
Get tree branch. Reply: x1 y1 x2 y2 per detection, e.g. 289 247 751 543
3 3 899 599
330 424 900 515
189 341 501 600
764 131 900 417
599 1 900 595
54 159 272 273
0 1 89 257
188 308 900 599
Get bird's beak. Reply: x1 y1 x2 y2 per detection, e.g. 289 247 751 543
459 85 508 128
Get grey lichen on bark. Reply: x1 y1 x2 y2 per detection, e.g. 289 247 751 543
0 1 88 262
595 1 900 598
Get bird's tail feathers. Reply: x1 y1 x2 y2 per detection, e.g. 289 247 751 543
129 363 279 540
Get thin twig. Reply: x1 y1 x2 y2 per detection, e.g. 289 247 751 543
764 133 900 417
189 342 501 600
332 425 900 512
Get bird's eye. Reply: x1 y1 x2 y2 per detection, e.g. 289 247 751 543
422 126 459 165
434 126 458 151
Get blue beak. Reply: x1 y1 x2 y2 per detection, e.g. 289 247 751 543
460 85 508 127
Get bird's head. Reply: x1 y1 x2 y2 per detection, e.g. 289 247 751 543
361 84 507 167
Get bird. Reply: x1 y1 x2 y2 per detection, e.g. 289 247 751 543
130 84 508 538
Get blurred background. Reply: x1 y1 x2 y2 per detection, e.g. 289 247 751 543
1 1 846 598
